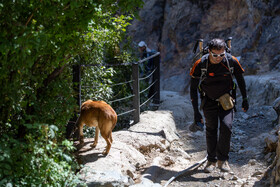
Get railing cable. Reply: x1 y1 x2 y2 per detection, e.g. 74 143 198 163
117 109 135 117
139 67 157 81
140 91 157 108
80 52 160 67
140 80 157 94
108 94 135 104
82 79 134 89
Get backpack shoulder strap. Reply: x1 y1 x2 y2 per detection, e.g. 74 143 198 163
225 53 234 74
198 54 209 89
200 54 208 72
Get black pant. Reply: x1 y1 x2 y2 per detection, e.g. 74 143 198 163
203 98 234 162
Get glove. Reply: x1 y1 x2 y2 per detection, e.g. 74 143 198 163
242 99 249 112
194 111 203 123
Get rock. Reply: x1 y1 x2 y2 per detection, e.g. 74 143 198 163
159 90 193 124
244 73 280 106
265 152 272 159
113 111 180 156
271 127 280 185
141 157 162 182
231 175 239 181
248 159 257 166
240 113 250 120
82 170 133 187
161 156 175 167
78 140 146 186
238 147 258 155
77 109 182 186
252 170 263 177
130 178 162 187
265 134 278 152
171 147 191 159
273 97 280 124
270 54 280 71
128 0 280 92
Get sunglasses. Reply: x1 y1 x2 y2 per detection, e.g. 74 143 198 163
210 51 225 58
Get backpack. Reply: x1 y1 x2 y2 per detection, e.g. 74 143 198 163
191 37 236 98
192 37 232 65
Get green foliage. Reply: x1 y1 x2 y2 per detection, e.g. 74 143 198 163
0 0 144 185
0 0 143 133
0 124 84 186
81 66 115 102
80 11 141 130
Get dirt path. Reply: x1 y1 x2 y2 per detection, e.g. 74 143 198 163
157 90 276 187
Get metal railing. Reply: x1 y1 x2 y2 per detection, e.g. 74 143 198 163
71 52 160 125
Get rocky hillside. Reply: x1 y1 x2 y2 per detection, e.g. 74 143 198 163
128 0 280 92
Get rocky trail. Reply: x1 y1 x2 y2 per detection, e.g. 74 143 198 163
157 91 276 187
75 74 280 187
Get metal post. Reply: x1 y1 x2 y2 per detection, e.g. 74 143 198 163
73 64 81 108
66 64 81 139
154 55 160 105
132 62 140 124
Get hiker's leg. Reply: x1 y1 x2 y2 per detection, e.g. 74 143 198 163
217 108 234 161
203 99 219 162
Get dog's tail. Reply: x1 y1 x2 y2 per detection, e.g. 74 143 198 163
112 115 117 131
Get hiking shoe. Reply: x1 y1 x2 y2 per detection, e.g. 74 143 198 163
204 161 216 173
217 160 231 172
189 122 204 132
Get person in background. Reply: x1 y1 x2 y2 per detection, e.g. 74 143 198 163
138 41 156 74
138 41 158 104
189 38 249 173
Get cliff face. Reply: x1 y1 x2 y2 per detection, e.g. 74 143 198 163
128 0 280 92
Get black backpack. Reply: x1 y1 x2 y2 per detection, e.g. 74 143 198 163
191 37 237 98
192 37 232 64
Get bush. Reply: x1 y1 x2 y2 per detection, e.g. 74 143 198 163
0 125 84 186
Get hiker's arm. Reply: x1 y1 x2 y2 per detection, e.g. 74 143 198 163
235 73 249 112
190 78 203 122
235 73 247 99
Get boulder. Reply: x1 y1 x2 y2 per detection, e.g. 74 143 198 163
243 72 280 106
77 110 185 186
273 97 280 124
271 128 280 185
265 135 278 153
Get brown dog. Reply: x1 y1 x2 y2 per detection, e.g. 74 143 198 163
75 100 117 155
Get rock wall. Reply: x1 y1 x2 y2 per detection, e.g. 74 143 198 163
270 97 280 185
128 0 280 92
242 74 280 186
272 132 280 185
244 72 280 106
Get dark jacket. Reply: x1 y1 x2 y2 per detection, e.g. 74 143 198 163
190 53 247 121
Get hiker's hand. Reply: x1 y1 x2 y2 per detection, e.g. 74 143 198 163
242 99 249 112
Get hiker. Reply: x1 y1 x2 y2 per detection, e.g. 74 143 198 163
189 38 249 173
138 41 157 75
138 41 158 102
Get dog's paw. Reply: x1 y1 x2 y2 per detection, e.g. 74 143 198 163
90 143 97 148
102 150 109 155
